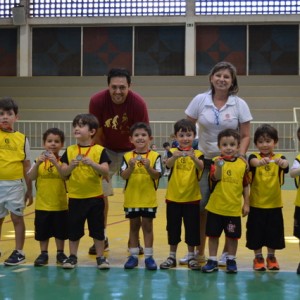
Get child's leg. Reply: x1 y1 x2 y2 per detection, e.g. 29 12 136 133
208 236 219 258
69 240 80 256
266 247 280 270
0 217 4 238
40 240 49 252
10 213 25 250
141 217 153 249
129 217 141 248
94 238 105 257
226 237 238 258
55 238 65 252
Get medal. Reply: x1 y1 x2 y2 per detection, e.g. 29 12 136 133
136 155 142 161
77 144 93 161
43 150 51 157
216 160 224 167
76 154 83 161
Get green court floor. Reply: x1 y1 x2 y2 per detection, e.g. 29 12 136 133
0 266 299 300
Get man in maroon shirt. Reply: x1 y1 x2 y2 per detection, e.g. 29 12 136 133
89 68 149 254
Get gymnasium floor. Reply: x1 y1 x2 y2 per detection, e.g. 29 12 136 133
1 175 300 300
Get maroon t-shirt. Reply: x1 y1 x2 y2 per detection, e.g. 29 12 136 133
89 89 149 152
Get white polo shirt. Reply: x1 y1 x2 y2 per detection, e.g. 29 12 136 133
185 90 253 159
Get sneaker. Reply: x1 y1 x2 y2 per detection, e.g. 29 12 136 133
62 255 77 269
266 256 280 270
88 238 109 255
4 250 26 266
188 258 200 270
226 259 238 273
179 254 189 265
218 252 228 267
145 256 157 270
253 257 266 271
124 255 138 269
160 257 177 269
97 256 110 270
195 254 207 263
297 263 300 275
56 252 68 265
34 252 49 267
201 259 218 273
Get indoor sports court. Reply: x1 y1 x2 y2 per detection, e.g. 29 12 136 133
0 175 300 300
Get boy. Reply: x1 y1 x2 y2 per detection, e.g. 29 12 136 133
290 126 300 274
247 124 289 271
27 128 68 266
201 129 249 274
60 114 111 269
120 122 162 270
160 119 204 270
0 97 33 265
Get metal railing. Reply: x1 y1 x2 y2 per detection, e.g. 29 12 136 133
14 120 299 152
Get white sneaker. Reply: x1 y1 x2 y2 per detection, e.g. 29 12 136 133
218 252 228 266
179 254 189 265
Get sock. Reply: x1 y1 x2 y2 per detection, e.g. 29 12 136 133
169 251 176 259
129 247 139 258
16 249 24 255
267 253 275 258
187 252 195 260
255 253 263 258
209 256 217 261
57 250 63 253
144 247 153 259
227 255 235 260
41 250 48 254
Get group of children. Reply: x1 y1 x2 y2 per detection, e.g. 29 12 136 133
1 97 300 274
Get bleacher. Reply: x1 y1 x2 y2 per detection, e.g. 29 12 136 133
0 75 299 122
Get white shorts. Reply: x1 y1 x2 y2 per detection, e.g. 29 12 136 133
103 149 126 197
0 180 25 218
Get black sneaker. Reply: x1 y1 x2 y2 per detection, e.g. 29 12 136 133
56 252 68 264
34 252 49 267
62 255 77 269
97 256 110 270
89 238 109 255
4 250 26 266
297 263 300 275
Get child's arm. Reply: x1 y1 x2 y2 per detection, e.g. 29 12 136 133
189 151 204 170
23 160 33 206
274 157 289 169
80 157 109 177
242 184 250 217
142 157 161 180
27 152 48 180
166 150 181 168
290 160 300 178
212 159 223 181
120 157 136 180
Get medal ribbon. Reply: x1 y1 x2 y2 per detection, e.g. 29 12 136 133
77 144 93 159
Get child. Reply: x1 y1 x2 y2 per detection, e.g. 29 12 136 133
0 97 33 265
162 142 171 176
27 128 68 266
60 114 111 270
160 119 204 270
120 122 162 270
246 124 288 271
290 126 300 274
201 129 249 274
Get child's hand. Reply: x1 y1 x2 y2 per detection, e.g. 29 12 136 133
259 157 271 166
81 156 94 166
172 150 183 158
70 159 80 167
141 158 150 170
242 203 250 217
274 158 288 168
25 190 33 207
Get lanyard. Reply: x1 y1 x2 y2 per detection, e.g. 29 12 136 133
133 150 149 161
77 144 93 160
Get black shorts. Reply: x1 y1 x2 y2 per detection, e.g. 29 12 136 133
35 210 68 241
125 207 157 219
166 201 200 247
68 197 105 241
246 206 285 250
294 206 300 239
206 211 241 239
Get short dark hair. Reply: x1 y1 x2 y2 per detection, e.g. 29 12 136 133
174 119 196 135
254 124 278 144
107 68 131 85
72 113 99 137
297 126 300 141
217 129 240 146
163 142 170 148
43 128 65 144
0 97 18 114
130 122 152 136
209 61 239 95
